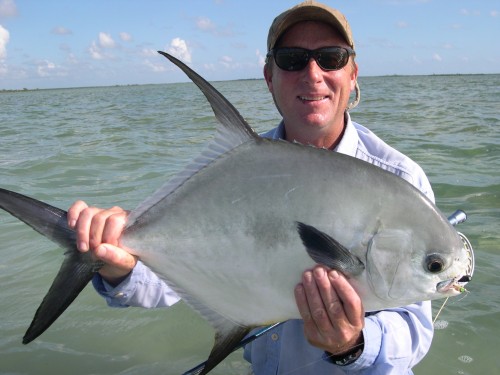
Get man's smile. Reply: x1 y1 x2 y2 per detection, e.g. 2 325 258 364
298 95 329 102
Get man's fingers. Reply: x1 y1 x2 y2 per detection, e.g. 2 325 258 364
88 207 127 249
95 244 138 285
95 244 136 269
67 200 88 229
314 268 345 322
294 283 311 321
300 267 337 334
74 206 102 252
328 269 364 326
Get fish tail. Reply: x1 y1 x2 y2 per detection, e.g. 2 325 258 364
0 188 103 344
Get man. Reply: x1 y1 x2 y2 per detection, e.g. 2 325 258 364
68 1 434 373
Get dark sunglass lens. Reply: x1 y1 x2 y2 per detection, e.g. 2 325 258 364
275 49 309 71
317 48 348 70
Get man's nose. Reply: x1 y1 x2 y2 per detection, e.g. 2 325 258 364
302 57 323 83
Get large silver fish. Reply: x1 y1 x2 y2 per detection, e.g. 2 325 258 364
0 51 474 375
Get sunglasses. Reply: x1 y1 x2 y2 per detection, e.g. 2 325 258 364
266 46 356 72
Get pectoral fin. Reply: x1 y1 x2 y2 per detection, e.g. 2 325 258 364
297 222 364 276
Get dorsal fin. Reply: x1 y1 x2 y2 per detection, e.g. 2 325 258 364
127 51 261 226
157 51 259 145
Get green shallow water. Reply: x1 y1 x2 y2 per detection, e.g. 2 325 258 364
0 74 499 374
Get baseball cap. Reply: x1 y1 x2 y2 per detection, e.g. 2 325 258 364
267 1 355 51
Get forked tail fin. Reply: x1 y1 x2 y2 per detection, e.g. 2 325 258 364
0 188 103 343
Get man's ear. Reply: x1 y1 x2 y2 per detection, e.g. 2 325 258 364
350 62 359 91
263 64 273 93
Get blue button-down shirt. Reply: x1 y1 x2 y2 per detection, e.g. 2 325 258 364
93 113 434 374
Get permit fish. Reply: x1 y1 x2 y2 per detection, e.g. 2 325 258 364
0 51 474 375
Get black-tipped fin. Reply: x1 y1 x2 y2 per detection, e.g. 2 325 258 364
157 51 259 144
23 250 102 343
128 51 262 226
187 324 250 375
0 188 103 343
297 222 365 276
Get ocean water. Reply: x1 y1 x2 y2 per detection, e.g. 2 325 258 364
0 74 499 375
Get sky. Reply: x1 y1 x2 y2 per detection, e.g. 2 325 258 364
0 0 498 90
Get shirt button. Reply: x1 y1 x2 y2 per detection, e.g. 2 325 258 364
271 333 279 341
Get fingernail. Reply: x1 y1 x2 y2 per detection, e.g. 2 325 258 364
302 270 313 284
314 267 325 278
78 241 88 251
329 270 339 279
68 219 76 228
95 245 107 258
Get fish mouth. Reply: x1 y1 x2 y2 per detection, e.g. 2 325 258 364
437 232 475 294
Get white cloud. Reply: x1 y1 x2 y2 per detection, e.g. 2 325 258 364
196 16 216 32
119 32 132 42
52 26 72 35
141 48 157 57
0 24 9 59
143 59 167 72
194 16 233 37
432 53 442 62
167 37 191 63
37 61 54 77
89 32 116 60
491 10 498 17
220 55 232 68
89 41 104 60
67 52 78 65
256 49 265 67
99 32 115 48
396 21 408 28
34 60 68 79
460 8 481 16
0 0 17 18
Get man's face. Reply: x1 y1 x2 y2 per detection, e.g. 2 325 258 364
264 21 358 147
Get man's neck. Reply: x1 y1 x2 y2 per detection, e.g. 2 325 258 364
283 114 347 150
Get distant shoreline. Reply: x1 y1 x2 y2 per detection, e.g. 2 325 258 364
1 73 498 93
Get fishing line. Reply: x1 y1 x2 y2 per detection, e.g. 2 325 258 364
433 297 450 324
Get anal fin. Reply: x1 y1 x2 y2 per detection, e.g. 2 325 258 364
185 323 250 375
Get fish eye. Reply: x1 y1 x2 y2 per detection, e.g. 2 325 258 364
425 254 446 273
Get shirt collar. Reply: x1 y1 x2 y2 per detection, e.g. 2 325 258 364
334 112 359 157
266 113 359 158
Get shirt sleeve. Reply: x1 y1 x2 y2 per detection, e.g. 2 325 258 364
341 301 434 373
92 260 180 308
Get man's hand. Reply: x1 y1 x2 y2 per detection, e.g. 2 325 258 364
68 200 137 286
294 265 365 355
